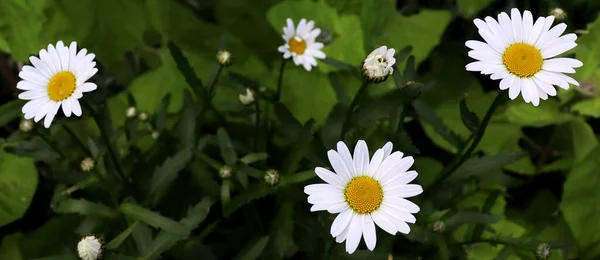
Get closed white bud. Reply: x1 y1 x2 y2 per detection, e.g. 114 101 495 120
238 88 256 105
138 112 148 121
77 235 102 260
219 166 232 178
19 119 33 132
125 106 137 118
80 158 95 172
217 50 232 66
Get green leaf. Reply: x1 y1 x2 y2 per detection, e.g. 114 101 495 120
0 152 38 227
217 128 238 166
413 99 463 149
0 233 23 260
450 153 527 181
167 41 206 97
155 94 171 131
221 180 231 207
240 153 269 165
321 103 347 148
444 211 500 232
54 199 118 218
106 222 138 250
328 72 351 105
573 15 600 95
282 122 314 175
456 0 494 18
177 90 197 150
279 170 318 186
569 118 598 163
505 100 573 127
0 99 25 127
223 184 275 217
560 146 600 259
460 96 480 133
119 202 190 236
235 236 270 260
148 149 193 205
142 198 214 259
270 202 295 258
0 0 44 61
573 97 600 118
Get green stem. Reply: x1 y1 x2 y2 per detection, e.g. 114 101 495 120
276 59 287 102
340 81 369 140
81 99 126 181
36 128 67 159
253 100 261 151
207 65 223 101
62 124 91 157
426 91 507 192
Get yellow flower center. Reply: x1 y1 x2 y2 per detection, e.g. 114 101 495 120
48 72 76 101
502 43 543 78
288 36 307 55
344 176 383 214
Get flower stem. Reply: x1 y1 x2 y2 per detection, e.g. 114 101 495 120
253 100 261 151
276 59 287 102
426 91 507 192
340 81 369 140
207 65 223 101
62 124 91 157
81 99 126 181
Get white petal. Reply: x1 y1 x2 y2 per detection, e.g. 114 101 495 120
304 183 337 195
484 16 509 47
379 203 416 223
328 150 352 182
277 45 288 53
508 78 522 99
22 98 46 115
537 23 567 49
336 141 356 176
71 99 82 116
384 197 420 213
366 149 384 177
47 43 63 71
499 74 516 90
511 8 523 42
43 102 61 128
62 97 72 117
532 77 557 96
379 156 414 183
19 69 47 85
527 17 545 44
490 69 509 80
29 56 52 79
542 60 576 73
345 214 362 254
522 78 540 106
78 82 97 93
381 142 393 160
310 204 328 212
307 193 344 204
18 90 47 100
386 184 423 198
336 225 349 243
381 210 410 234
541 42 577 59
498 12 514 42
16 81 44 91
522 11 533 39
34 101 53 122
353 140 369 175
372 151 404 179
363 216 377 251
554 72 579 87
327 202 349 214
371 211 396 235
331 210 353 237
382 170 418 187
465 40 499 55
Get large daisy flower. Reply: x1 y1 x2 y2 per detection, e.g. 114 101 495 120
465 8 583 106
304 141 423 254
18 41 98 128
277 18 326 71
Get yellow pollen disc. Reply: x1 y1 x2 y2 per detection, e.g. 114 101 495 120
502 43 543 78
48 72 76 101
288 36 307 55
344 176 383 214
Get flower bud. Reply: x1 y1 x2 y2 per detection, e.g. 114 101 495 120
264 169 280 185
77 235 102 260
80 158 95 172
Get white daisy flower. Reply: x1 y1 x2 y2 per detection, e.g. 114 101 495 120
277 18 326 71
362 46 396 83
77 235 102 260
17 41 98 128
304 140 423 254
465 8 583 106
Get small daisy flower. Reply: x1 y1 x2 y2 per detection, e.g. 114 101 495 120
80 157 94 172
18 41 98 128
216 50 232 66
264 169 280 185
362 46 396 83
125 106 137 118
536 242 551 260
151 130 160 140
465 8 583 106
219 166 232 179
138 112 148 121
277 18 326 71
19 119 33 132
238 88 256 105
77 235 102 260
304 141 423 254
549 8 567 21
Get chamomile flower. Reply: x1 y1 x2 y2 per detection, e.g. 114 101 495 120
362 46 396 83
304 141 423 254
465 8 583 106
18 41 98 128
77 235 102 260
277 18 326 71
